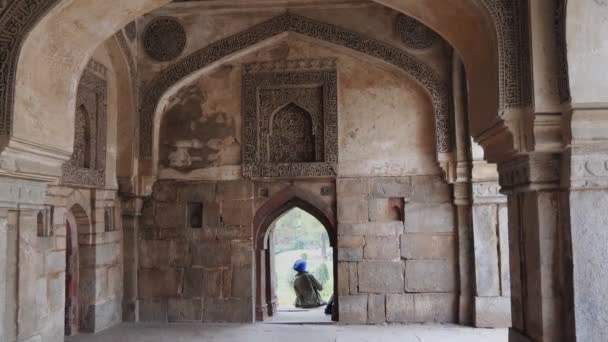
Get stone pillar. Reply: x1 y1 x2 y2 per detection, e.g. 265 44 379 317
471 158 511 328
499 154 571 342
121 196 143 322
0 208 8 340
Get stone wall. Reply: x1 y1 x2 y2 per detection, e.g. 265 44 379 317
336 176 457 324
139 180 255 323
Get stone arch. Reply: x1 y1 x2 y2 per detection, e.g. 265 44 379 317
253 185 337 320
140 13 451 161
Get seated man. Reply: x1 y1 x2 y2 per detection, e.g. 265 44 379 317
292 259 326 308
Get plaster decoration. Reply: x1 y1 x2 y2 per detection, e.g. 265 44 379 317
554 0 571 103
143 16 187 62
395 14 440 50
159 80 241 173
125 21 137 42
242 58 338 178
140 13 452 159
480 0 532 109
61 64 108 188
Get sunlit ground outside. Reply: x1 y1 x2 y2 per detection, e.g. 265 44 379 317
272 208 334 308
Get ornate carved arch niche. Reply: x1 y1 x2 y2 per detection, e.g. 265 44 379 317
242 59 338 178
61 61 107 187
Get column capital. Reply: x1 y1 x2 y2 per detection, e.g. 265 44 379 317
498 153 561 193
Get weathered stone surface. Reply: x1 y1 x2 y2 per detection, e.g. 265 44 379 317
222 269 232 299
155 202 186 229
364 236 399 260
338 295 367 324
107 265 122 297
139 240 171 268
139 299 168 322
358 260 404 293
404 203 454 233
183 269 204 298
336 178 369 196
168 298 203 322
337 196 368 222
178 182 216 202
203 269 223 298
191 241 230 268
410 176 451 203
336 236 364 250
474 296 512 328
339 221 403 237
217 180 254 200
405 259 456 292
231 266 253 299
203 202 221 228
371 177 411 198
204 298 252 322
368 197 404 222
45 250 65 274
152 182 178 202
401 233 455 260
472 204 500 297
80 243 121 267
367 294 386 323
81 299 122 332
411 293 457 323
230 240 252 266
47 274 64 312
337 262 351 296
338 247 363 262
138 268 181 299
348 262 358 295
221 200 253 227
386 294 414 323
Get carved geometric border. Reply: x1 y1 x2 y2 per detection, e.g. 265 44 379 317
0 1 531 148
139 13 452 159
61 66 107 188
242 59 338 178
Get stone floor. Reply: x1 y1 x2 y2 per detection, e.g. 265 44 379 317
264 306 332 324
65 323 508 342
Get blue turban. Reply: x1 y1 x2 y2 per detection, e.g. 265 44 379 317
293 259 307 273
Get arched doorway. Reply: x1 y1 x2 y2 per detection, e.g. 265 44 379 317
64 204 90 336
254 187 337 322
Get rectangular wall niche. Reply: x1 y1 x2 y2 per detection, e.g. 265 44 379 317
188 202 204 228
242 58 338 178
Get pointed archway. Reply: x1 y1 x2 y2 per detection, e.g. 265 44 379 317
253 186 337 321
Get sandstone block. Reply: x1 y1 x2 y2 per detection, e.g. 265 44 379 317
155 202 186 229
138 268 181 299
472 204 501 297
404 203 454 233
152 181 178 202
364 236 400 260
411 293 457 323
386 294 414 323
337 235 365 249
410 176 451 203
348 262 358 295
231 266 253 299
203 201 221 228
337 196 368 222
139 299 167 322
367 294 386 323
47 274 64 312
203 269 223 298
338 295 367 324
368 197 404 222
221 200 253 227
222 269 232 299
216 226 252 240
338 247 363 262
358 260 404 293
107 265 122 297
339 221 403 237
230 240 252 266
139 240 171 268
183 269 204 298
336 178 369 196
168 299 203 322
401 233 455 260
371 177 411 198
405 259 456 292
217 180 254 200
191 241 230 268
45 250 65 274
81 299 121 332
337 262 351 296
178 182 216 202
204 298 252 322
474 296 512 328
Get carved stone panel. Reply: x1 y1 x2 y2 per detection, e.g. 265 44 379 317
143 17 187 62
396 14 440 50
242 59 338 178
61 63 107 187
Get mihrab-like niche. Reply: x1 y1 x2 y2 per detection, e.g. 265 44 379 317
242 58 338 178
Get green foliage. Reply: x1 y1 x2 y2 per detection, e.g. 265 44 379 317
314 263 329 286
273 208 330 254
